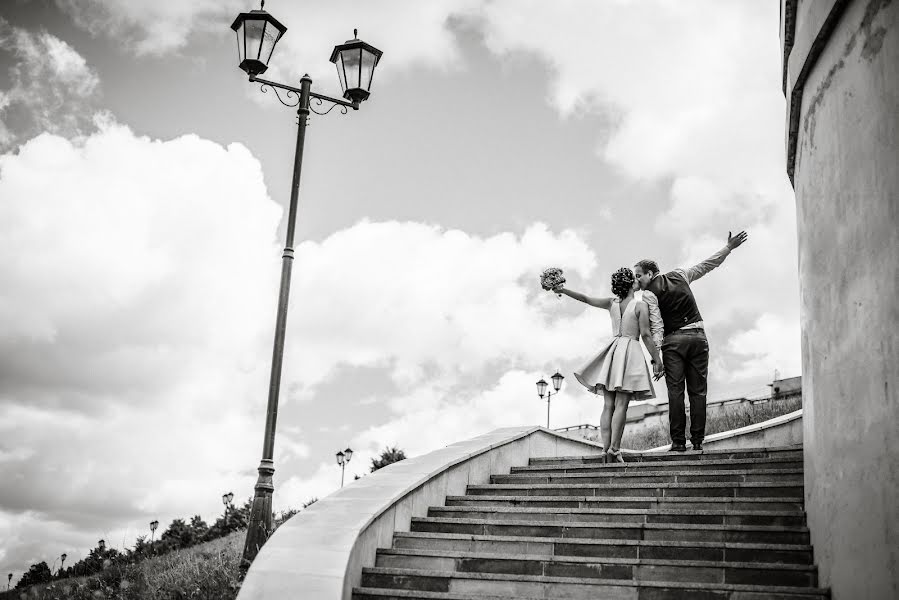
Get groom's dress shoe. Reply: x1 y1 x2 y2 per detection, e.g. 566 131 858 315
691 442 703 451
669 444 687 452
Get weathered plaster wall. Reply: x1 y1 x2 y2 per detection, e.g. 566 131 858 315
783 0 899 597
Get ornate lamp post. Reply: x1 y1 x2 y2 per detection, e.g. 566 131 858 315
230 2 382 570
536 372 565 428
149 520 159 543
336 447 353 488
222 491 234 508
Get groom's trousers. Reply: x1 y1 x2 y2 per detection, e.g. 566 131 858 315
662 329 709 446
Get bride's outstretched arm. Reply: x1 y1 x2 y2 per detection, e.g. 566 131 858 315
556 287 613 310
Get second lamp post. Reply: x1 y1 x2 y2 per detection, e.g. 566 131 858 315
536 372 564 429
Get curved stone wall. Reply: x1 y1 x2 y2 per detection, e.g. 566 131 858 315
780 0 899 597
236 426 604 600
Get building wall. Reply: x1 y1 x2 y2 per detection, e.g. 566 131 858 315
782 0 899 597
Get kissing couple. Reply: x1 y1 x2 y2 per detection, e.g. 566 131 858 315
544 231 748 462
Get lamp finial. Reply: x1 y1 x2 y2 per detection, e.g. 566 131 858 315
354 28 358 39
260 0 265 9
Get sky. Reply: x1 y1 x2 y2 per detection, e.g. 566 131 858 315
0 0 802 583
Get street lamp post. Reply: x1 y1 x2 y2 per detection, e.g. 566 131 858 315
229 2 382 570
536 372 565 428
149 520 159 543
336 447 354 488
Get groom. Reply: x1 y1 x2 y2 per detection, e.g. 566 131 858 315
634 231 749 452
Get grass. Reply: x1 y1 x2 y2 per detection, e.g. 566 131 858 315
1 531 245 600
585 394 803 450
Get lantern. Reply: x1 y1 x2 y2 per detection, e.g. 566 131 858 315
231 4 287 77
330 30 383 103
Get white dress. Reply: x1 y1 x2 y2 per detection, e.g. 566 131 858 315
574 299 656 400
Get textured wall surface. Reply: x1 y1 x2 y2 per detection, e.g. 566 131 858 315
783 0 899 597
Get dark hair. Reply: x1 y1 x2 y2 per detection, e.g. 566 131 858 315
634 259 660 277
610 267 635 300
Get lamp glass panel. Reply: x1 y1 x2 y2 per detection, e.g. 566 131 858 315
339 47 361 90
244 17 267 62
235 29 244 64
335 53 348 93
360 48 377 90
259 21 282 65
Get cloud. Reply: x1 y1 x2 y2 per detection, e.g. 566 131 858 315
0 119 612 576
476 0 787 192
0 120 284 574
57 0 482 79
0 18 100 149
283 220 601 393
727 313 802 381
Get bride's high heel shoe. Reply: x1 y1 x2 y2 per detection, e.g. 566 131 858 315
608 448 625 464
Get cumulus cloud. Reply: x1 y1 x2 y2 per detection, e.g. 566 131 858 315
0 120 610 575
0 18 100 148
284 220 600 392
0 121 284 572
56 0 482 79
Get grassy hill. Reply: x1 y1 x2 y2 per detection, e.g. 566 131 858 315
1 531 245 600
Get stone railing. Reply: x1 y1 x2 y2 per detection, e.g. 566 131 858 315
236 426 605 600
556 390 803 440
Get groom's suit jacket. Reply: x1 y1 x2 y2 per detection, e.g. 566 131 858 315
642 246 733 349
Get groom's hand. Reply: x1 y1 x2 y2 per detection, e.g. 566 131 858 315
727 230 749 250
653 361 664 380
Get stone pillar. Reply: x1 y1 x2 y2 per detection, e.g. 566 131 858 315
780 0 898 597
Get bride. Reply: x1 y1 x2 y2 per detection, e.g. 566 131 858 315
555 268 661 462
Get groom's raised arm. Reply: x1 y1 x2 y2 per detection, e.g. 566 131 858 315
641 290 665 349
679 231 749 283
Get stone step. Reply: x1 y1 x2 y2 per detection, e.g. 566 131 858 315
410 517 810 545
375 547 820 587
492 468 803 485
357 567 828 599
445 495 805 512
512 457 805 473
428 506 807 527
394 532 815 564
466 481 803 499
355 587 827 600
529 445 804 465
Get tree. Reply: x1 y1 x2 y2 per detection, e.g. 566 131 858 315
370 446 407 472
189 514 209 541
16 561 51 589
302 497 318 509
161 518 194 549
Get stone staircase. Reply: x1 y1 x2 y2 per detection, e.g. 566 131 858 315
353 444 830 599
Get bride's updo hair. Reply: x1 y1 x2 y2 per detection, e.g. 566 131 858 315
611 267 635 300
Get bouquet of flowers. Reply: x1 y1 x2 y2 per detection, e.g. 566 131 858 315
540 267 565 294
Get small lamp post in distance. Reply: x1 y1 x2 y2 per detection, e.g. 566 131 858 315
336 447 354 488
536 372 565 429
